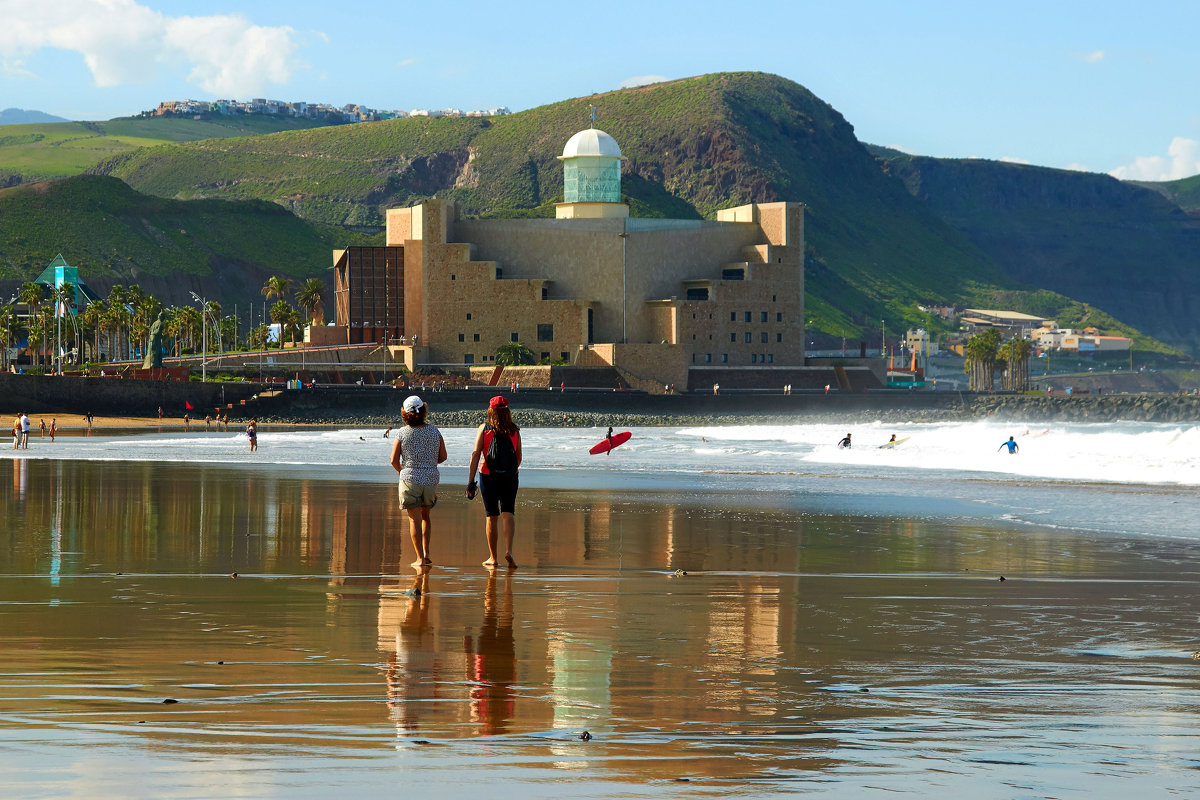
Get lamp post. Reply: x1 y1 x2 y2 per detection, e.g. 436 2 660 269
190 292 208 382
618 232 629 344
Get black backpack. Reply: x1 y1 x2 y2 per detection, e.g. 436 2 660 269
484 425 518 474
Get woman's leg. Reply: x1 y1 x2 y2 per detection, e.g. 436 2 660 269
501 512 517 568
407 507 426 567
420 507 432 564
483 515 499 567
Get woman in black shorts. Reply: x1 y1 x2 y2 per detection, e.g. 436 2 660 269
467 396 521 568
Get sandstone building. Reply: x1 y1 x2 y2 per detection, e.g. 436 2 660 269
330 128 806 389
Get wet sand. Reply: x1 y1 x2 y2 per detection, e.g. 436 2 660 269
2 458 1199 798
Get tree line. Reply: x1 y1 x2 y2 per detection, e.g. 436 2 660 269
0 276 327 370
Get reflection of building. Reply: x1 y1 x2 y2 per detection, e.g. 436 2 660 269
329 128 806 387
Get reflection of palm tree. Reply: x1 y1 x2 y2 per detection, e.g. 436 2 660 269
465 570 516 735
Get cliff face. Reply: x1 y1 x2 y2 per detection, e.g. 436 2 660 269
884 156 1200 354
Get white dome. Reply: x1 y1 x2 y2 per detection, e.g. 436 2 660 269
560 128 623 159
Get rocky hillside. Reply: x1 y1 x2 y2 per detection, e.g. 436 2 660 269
878 154 1200 355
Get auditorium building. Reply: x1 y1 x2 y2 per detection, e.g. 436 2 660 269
328 127 807 390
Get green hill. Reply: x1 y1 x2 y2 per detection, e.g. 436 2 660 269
0 175 374 306
94 73 1030 341
0 115 336 183
876 152 1200 355
1136 173 1200 214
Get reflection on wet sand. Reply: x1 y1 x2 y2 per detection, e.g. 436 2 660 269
2 458 1200 796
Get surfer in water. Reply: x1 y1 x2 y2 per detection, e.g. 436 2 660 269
605 427 614 455
888 434 897 444
837 433 852 449
998 435 1019 454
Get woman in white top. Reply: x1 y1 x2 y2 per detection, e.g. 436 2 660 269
390 395 447 567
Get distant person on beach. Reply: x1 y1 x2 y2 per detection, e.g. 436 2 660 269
50 419 57 442
20 413 29 449
158 407 163 420
390 395 447 568
222 414 229 431
998 436 1019 454
40 419 46 439
11 415 19 450
837 433 852 449
467 396 522 569
85 412 93 431
204 414 212 431
183 412 190 431
383 428 392 438
246 419 258 452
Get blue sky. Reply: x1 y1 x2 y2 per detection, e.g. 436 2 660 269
3 0 1198 180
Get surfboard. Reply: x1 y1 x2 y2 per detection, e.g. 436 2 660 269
878 436 910 449
590 431 632 454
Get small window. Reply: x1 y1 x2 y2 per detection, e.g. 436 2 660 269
458 333 465 342
537 323 553 342
760 312 767 323
744 311 751 322
473 333 480 342
692 313 696 319
721 354 728 363
730 333 736 342
451 274 456 281
767 354 774 363
496 268 503 278
744 332 752 343
541 352 550 361
772 295 776 302
511 332 519 342
464 354 474 364
686 288 708 300
541 287 548 299
704 353 712 363
722 268 744 280
560 352 568 361
466 313 472 320
692 334 696 340
761 332 768 343
730 312 736 322
776 313 782 322
777 333 782 343
751 354 758 363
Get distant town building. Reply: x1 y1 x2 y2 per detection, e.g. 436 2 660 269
1037 327 1130 353
960 308 1052 337
147 99 509 123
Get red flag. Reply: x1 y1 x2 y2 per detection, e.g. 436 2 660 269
185 401 194 410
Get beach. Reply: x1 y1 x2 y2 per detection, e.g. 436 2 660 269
2 423 1199 798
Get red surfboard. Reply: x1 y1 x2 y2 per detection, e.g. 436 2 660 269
589 431 632 454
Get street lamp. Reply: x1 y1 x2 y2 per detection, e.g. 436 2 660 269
190 292 208 382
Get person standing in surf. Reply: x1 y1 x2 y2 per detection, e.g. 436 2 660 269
998 435 1019 454
391 395 447 568
837 432 852 449
466 396 522 568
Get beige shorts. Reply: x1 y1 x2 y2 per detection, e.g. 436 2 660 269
400 481 438 509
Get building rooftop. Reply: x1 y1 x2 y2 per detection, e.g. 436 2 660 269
559 128 623 159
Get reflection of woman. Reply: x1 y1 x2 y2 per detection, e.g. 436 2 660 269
384 569 434 735
467 396 522 568
464 570 515 735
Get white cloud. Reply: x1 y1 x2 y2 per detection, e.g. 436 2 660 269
883 143 915 154
1109 137 1200 182
0 0 307 96
619 74 670 89
397 58 417 68
1082 49 1105 63
1064 163 1093 173
1000 156 1031 165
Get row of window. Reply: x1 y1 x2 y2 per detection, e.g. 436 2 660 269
457 324 556 344
693 353 776 364
463 352 569 365
731 311 784 323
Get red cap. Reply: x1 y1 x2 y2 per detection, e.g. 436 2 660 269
489 396 509 409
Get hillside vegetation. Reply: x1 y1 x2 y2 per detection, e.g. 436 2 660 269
96 73 1028 343
0 175 373 306
878 153 1200 355
0 115 335 183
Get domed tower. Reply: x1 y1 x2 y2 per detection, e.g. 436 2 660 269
555 128 628 219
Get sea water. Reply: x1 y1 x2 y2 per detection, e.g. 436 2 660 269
7 419 1200 541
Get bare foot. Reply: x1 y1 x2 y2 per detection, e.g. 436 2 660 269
482 558 498 568
504 554 518 569
410 558 427 568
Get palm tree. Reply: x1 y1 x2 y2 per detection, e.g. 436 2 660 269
82 300 106 364
106 285 127 360
495 342 537 366
295 278 327 326
18 282 43 330
269 300 294 347
964 327 1002 391
52 284 76 368
999 336 1033 391
262 276 291 305
0 304 16 371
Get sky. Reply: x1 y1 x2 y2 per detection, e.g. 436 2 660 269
2 0 1198 181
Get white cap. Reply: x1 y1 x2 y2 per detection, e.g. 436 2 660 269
403 395 424 412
